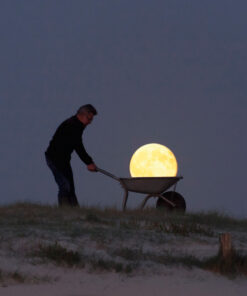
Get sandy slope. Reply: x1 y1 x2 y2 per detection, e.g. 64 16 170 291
0 204 246 295
0 268 247 296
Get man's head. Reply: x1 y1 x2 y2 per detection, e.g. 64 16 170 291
76 104 97 126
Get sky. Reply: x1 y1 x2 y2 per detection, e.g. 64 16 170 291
0 0 246 217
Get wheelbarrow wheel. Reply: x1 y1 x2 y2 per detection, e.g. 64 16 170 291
156 191 186 213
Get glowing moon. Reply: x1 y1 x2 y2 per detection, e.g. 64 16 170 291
129 143 178 177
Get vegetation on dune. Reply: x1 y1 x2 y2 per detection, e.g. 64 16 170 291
0 270 26 284
203 248 247 278
0 269 50 285
0 203 246 279
36 242 83 267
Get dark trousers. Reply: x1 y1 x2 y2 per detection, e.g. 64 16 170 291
45 155 79 207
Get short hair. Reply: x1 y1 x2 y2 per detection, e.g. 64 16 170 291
77 104 97 116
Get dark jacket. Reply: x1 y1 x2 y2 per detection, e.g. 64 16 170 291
45 115 93 166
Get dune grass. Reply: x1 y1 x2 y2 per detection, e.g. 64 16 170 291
0 270 26 284
0 269 50 285
203 248 247 278
1 202 246 231
36 242 83 267
33 242 247 278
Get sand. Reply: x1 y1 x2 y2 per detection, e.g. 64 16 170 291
1 268 247 296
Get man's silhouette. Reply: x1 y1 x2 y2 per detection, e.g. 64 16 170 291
45 104 97 207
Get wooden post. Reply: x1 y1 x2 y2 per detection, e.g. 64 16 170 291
219 233 233 258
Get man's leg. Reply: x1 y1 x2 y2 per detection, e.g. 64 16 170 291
45 156 79 207
64 164 79 207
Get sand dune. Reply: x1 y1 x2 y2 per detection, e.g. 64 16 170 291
0 204 246 295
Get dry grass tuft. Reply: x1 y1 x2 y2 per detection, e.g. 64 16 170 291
203 249 247 278
35 242 83 267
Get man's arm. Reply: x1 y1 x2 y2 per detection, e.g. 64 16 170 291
74 139 97 171
74 138 93 164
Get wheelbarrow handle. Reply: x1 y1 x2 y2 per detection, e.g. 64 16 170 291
96 167 120 181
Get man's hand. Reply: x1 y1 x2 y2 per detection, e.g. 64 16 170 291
87 163 97 172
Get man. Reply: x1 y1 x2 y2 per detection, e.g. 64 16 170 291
45 104 97 207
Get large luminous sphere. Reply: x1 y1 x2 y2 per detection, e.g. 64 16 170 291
129 143 178 177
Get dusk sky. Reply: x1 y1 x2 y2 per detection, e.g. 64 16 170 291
1 1 246 217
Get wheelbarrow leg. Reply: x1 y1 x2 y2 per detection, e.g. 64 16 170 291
122 188 129 211
140 194 153 209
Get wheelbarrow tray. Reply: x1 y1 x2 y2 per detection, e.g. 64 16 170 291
119 177 182 194
97 168 183 210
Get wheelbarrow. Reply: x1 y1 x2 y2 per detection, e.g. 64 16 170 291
97 167 185 212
